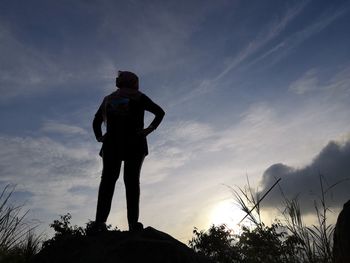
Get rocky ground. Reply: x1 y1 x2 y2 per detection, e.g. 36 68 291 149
32 227 211 263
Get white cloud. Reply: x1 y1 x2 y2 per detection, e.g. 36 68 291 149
147 101 350 235
325 66 350 95
144 94 350 189
288 65 350 96
142 120 213 184
289 69 319 94
168 121 214 142
0 134 100 208
41 120 88 136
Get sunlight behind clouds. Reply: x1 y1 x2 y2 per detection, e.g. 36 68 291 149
210 199 246 233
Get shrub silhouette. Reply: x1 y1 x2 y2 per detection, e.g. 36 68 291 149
42 213 85 249
190 175 336 263
189 223 302 263
42 213 116 249
189 224 238 263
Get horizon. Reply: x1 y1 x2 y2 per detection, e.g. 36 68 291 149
1 0 350 242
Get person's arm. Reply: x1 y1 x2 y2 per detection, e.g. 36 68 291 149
93 99 105 142
142 95 165 136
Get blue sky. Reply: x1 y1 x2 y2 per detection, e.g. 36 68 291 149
1 0 350 242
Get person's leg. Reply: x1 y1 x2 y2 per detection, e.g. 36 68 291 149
95 151 122 224
124 155 144 230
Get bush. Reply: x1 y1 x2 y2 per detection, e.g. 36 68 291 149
190 175 335 263
237 223 302 263
42 213 117 249
42 213 85 249
189 224 238 263
189 223 303 263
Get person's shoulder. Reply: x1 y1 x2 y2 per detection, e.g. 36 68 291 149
106 91 118 98
102 91 118 103
137 92 149 102
140 92 153 101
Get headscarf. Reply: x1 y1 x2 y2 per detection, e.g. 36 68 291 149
102 71 142 123
116 71 138 88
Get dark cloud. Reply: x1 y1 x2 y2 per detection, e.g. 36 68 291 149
260 139 350 213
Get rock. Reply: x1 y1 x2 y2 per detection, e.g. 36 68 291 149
333 200 350 263
33 227 211 263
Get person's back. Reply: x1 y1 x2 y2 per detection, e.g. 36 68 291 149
90 71 165 233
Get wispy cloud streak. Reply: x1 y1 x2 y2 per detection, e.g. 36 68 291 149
41 121 88 136
177 1 309 103
251 6 349 68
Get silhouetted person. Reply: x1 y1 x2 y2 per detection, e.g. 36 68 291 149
92 71 164 233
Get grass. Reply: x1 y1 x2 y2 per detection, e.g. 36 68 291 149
0 185 41 262
232 174 335 263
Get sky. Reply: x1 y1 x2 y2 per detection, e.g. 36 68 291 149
0 0 350 242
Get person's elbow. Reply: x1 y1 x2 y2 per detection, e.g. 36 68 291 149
158 108 165 122
159 108 165 118
92 115 103 134
92 116 100 129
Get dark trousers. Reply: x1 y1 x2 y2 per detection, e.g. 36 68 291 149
95 151 144 227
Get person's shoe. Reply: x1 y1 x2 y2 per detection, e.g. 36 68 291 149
129 222 143 232
86 221 108 236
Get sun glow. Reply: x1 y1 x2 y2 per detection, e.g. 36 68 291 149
210 200 246 233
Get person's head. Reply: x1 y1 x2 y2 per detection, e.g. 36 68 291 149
116 71 139 90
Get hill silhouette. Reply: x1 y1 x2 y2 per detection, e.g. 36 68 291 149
32 227 211 263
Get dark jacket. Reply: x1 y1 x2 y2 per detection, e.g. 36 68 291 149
93 92 164 159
